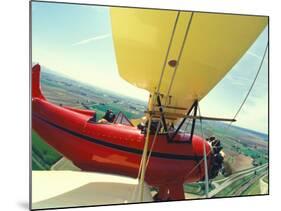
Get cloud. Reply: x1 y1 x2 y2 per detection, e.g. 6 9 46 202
72 33 111 46
237 93 268 133
225 74 251 88
246 51 261 59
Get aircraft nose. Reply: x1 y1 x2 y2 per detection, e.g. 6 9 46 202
207 137 225 179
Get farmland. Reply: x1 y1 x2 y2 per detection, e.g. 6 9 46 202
32 130 62 170
32 65 268 198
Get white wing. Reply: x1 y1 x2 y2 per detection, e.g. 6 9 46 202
32 171 153 209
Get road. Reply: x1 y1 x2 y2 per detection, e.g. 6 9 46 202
234 171 267 195
205 163 268 198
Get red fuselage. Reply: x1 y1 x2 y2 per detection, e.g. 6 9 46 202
32 64 212 200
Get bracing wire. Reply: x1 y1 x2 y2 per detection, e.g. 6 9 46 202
184 41 268 197
139 11 182 175
136 121 162 179
185 150 212 180
137 11 180 185
136 13 182 200
183 104 212 193
198 104 209 198
156 11 180 94
164 12 194 106
145 121 162 169
227 42 268 129
139 117 152 201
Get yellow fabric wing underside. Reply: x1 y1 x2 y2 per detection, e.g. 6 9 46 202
110 8 267 115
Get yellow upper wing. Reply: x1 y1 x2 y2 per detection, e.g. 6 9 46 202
110 8 268 115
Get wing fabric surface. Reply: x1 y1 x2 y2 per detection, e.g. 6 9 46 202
110 8 267 116
32 171 153 209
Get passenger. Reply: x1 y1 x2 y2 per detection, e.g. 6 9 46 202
137 117 162 134
137 116 147 131
98 109 116 123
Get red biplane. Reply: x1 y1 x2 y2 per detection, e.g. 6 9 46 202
31 8 267 208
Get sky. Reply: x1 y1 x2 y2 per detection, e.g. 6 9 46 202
32 2 268 133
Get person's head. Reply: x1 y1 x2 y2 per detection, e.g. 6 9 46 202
104 109 115 123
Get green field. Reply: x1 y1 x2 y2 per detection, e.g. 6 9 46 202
184 182 215 196
242 179 261 195
32 68 269 199
32 130 62 170
215 174 254 197
214 167 266 197
193 121 268 167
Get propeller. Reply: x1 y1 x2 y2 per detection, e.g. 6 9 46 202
206 136 227 179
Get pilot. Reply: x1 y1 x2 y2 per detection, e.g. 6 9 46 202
137 116 147 131
137 116 163 134
98 109 116 123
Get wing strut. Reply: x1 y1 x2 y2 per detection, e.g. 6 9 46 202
147 96 235 143
170 100 198 142
139 115 151 201
156 95 170 141
198 104 209 198
153 96 199 143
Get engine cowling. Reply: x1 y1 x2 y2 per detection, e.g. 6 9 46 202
207 137 225 179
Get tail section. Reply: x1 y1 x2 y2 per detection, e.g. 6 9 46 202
32 64 46 100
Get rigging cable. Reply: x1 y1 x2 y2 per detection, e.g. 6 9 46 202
139 117 152 201
184 41 269 197
136 121 162 179
137 11 182 181
164 12 194 106
145 121 162 169
186 42 269 197
198 104 209 198
228 42 268 129
137 12 183 196
156 11 180 94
